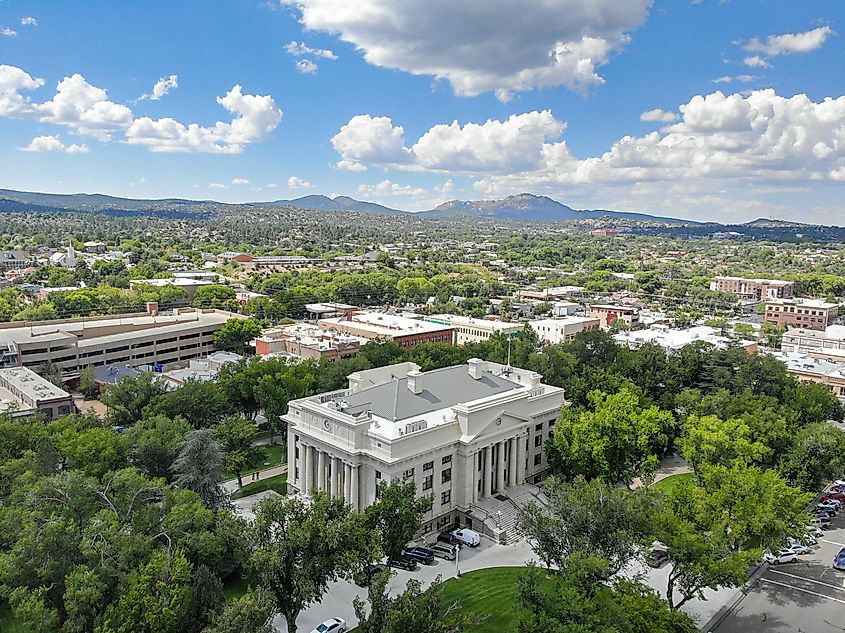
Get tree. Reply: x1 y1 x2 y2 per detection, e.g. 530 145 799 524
202 590 273 633
254 361 316 445
212 416 260 489
213 318 262 354
172 430 226 509
360 339 405 368
78 365 98 399
354 572 472 633
679 415 770 477
129 415 191 480
101 372 168 426
547 388 676 487
732 323 755 339
366 480 433 564
193 285 236 308
518 476 656 576
249 493 363 633
153 379 232 429
779 422 845 492
760 321 787 349
37 360 65 388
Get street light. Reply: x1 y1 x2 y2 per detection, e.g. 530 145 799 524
455 543 462 577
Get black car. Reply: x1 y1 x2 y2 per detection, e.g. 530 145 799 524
354 564 386 587
403 547 435 565
389 555 418 571
437 532 459 545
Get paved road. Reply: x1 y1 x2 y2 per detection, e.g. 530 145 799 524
710 495 845 633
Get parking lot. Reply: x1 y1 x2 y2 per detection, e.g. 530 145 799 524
711 496 845 633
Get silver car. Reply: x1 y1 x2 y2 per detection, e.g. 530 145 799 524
430 543 457 560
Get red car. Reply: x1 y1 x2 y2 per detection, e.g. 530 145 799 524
823 493 845 503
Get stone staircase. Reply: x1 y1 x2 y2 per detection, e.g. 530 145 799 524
470 484 545 544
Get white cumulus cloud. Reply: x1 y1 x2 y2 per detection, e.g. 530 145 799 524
232 178 250 185
137 74 179 101
296 60 319 74
640 108 678 122
742 55 771 68
284 0 652 99
288 176 314 189
19 135 89 153
712 74 756 84
284 40 337 59
1 27 17 37
357 179 426 198
208 183 228 189
743 26 835 57
20 17 37 26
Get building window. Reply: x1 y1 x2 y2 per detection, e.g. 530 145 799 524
534 435 542 447
535 423 543 432
441 490 451 505
423 461 434 472
534 454 542 466
423 475 433 491
375 470 382 480
441 468 452 484
548 419 555 428
404 468 415 479
441 455 452 465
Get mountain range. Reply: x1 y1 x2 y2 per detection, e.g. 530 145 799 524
0 188 826 227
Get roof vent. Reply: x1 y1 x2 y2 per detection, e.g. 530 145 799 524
407 370 423 394
468 358 483 380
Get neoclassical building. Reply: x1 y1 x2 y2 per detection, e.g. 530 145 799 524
285 359 567 535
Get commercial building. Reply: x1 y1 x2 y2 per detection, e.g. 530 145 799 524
305 302 358 321
422 314 523 345
764 298 838 330
285 359 566 537
317 312 453 349
129 278 214 300
516 286 584 301
613 324 757 353
255 323 368 362
781 325 845 358
530 317 600 345
161 351 243 386
710 276 794 301
771 352 845 402
0 251 34 270
0 366 73 419
589 304 640 329
0 306 243 377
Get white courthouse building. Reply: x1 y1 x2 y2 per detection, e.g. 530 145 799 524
285 359 566 536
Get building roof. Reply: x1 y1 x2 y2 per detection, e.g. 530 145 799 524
590 304 638 312
613 325 753 351
773 352 845 381
129 278 214 288
0 366 70 402
424 314 522 331
94 364 141 385
766 298 838 309
319 312 453 338
336 364 521 422
714 276 792 285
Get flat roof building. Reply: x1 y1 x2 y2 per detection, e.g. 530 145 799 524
771 352 845 402
0 307 244 377
317 312 453 349
530 317 600 345
422 314 523 345
710 276 794 301
589 304 640 330
782 325 845 358
613 324 757 353
255 323 368 362
285 359 566 540
764 298 838 331
0 366 73 419
129 278 215 300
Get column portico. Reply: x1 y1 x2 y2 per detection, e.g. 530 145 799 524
496 441 505 492
317 450 326 492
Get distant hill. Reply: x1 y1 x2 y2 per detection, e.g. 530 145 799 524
418 193 693 224
266 195 404 215
0 188 206 212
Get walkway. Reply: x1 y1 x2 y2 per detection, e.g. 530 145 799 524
222 463 288 494
631 451 691 489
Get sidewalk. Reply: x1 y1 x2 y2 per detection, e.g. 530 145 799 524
222 463 288 494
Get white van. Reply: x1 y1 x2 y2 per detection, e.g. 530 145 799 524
451 528 481 547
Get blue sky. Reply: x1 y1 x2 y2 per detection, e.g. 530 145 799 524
0 0 843 223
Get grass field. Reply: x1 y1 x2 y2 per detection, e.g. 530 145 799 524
653 472 694 493
231 473 288 500
223 443 285 481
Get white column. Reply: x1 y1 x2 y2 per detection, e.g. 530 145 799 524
300 443 308 490
471 452 479 504
350 464 359 511
506 438 514 487
344 463 352 504
304 445 314 492
317 450 326 492
496 441 505 493
515 433 524 485
479 447 488 498
330 456 339 498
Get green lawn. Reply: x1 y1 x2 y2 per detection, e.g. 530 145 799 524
223 443 286 481
350 567 544 633
231 473 288 500
653 472 694 493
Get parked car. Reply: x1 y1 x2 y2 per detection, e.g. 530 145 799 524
354 564 386 587
818 501 840 513
810 517 831 529
403 547 435 565
764 549 799 565
430 543 457 560
822 494 845 504
807 526 824 539
451 528 481 547
646 542 669 568
785 540 812 555
309 618 346 633
437 531 459 545
389 555 419 571
834 548 845 571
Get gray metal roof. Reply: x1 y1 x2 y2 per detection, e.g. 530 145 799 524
338 365 521 422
